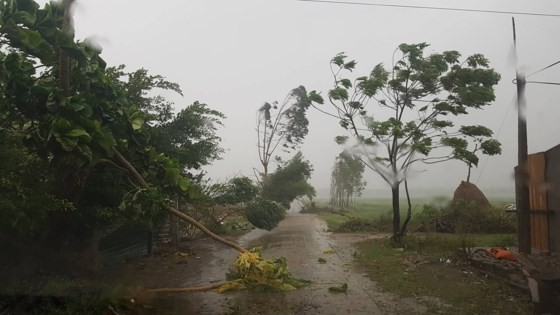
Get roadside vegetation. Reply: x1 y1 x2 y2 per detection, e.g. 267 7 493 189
307 197 530 313
355 235 531 314
308 198 516 234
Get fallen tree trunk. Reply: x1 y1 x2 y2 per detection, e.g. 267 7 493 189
148 281 232 294
113 150 247 254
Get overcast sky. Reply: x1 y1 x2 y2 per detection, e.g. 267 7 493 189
41 0 560 198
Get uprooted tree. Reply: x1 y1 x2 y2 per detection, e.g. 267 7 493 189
321 43 501 240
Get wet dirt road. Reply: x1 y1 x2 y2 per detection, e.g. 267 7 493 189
144 214 417 314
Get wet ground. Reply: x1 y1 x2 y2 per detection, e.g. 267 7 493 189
128 213 429 314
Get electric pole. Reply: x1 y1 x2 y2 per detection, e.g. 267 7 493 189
513 17 531 254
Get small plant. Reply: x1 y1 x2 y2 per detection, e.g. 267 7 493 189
458 233 476 260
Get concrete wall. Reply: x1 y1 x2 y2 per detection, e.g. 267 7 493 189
546 144 560 252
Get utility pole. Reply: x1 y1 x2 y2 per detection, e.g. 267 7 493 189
513 17 531 254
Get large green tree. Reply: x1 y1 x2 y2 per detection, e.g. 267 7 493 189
324 43 501 239
0 0 245 253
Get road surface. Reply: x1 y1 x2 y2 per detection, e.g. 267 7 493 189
138 214 425 314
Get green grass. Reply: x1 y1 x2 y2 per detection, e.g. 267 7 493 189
315 199 422 232
355 234 531 314
314 197 516 233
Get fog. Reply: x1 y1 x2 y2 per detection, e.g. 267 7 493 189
51 0 560 198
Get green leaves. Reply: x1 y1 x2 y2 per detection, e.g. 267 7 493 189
223 249 310 293
262 152 315 206
338 78 352 89
16 26 43 48
329 87 349 101
245 199 285 231
131 117 144 130
51 119 92 151
179 177 190 192
65 128 91 138
332 52 356 70
12 10 35 25
459 125 493 137
480 139 501 156
334 136 349 145
308 90 324 104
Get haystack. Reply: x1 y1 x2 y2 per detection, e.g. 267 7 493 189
452 181 491 207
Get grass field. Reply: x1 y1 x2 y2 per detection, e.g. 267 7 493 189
312 197 515 232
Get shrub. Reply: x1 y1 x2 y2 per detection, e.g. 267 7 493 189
413 201 517 234
245 199 285 231
334 217 375 232
443 201 517 234
301 202 338 214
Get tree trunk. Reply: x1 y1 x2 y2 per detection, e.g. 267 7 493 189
391 184 401 238
398 179 412 239
113 150 247 254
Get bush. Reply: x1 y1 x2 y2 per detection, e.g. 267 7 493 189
413 201 517 234
371 211 395 233
443 201 517 234
301 201 338 214
334 217 375 232
245 199 286 231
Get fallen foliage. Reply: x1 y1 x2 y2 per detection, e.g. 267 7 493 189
220 249 310 292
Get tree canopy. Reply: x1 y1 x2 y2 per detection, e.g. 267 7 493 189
262 152 316 207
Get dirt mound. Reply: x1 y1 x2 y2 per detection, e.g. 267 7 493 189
452 181 490 207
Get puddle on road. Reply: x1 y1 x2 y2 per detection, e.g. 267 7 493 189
236 227 270 249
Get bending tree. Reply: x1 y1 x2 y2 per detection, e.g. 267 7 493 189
256 87 323 179
322 43 501 239
330 152 366 209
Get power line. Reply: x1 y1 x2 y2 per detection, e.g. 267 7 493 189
297 0 560 18
512 78 560 86
475 96 515 185
527 60 560 78
527 80 560 86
